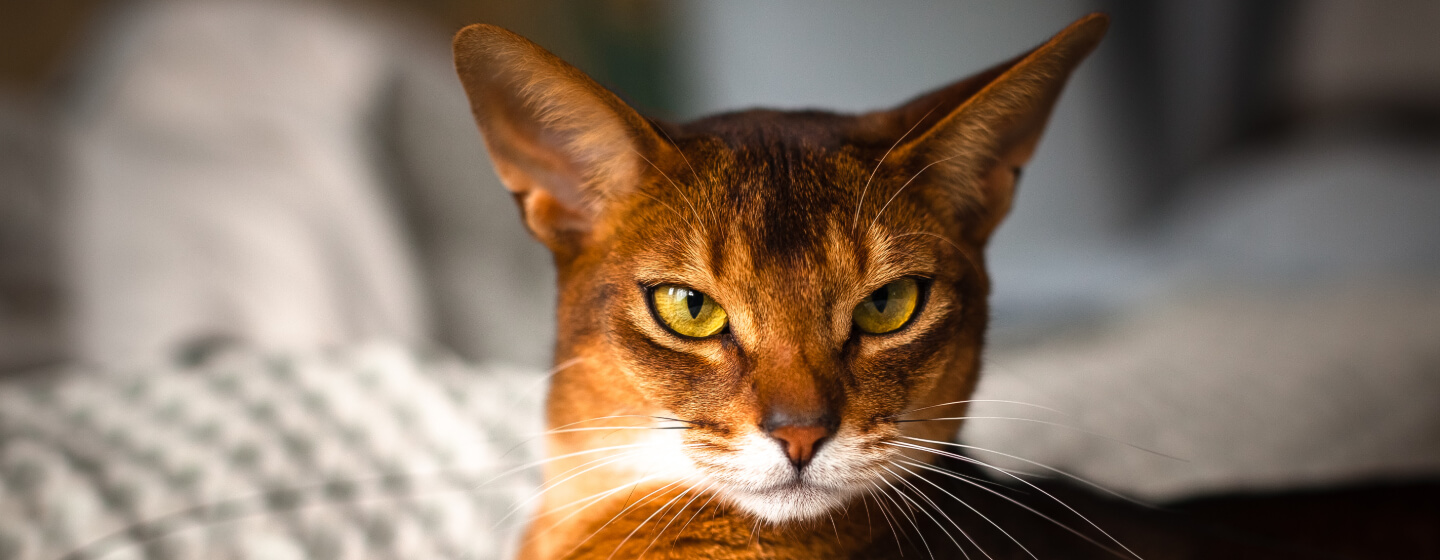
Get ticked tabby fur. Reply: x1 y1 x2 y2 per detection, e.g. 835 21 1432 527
455 14 1110 559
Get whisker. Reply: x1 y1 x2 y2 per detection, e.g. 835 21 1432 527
633 148 706 230
634 190 695 226
495 442 700 527
501 414 696 458
519 356 586 401
887 441 1143 560
493 449 650 528
898 418 1182 461
566 479 688 559
524 476 678 556
897 457 1121 559
902 437 1156 506
647 416 700 425
894 461 1035 560
871 479 934 559
609 484 693 560
890 399 1067 420
854 104 940 231
530 473 664 526
861 489 874 540
480 442 659 487
642 479 714 558
671 483 723 548
868 152 966 234
541 425 692 435
889 441 1042 478
888 231 984 280
882 464 976 560
652 124 718 227
866 487 908 555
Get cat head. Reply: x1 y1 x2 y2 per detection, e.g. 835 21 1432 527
455 14 1106 523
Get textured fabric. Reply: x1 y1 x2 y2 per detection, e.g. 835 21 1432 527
0 344 544 560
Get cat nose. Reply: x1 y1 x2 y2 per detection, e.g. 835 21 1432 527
768 424 831 469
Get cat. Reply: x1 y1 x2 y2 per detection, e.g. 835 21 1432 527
455 13 1109 559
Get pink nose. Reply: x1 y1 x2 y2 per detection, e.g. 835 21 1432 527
769 425 830 468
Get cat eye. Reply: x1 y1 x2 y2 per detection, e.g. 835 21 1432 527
651 285 729 338
853 278 922 334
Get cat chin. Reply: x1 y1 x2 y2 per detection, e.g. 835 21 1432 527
722 483 858 524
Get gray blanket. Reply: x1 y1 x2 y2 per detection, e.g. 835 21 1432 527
0 345 543 560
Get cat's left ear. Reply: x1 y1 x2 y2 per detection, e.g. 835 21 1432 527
453 24 675 251
867 13 1109 242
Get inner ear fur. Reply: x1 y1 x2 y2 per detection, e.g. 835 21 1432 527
453 24 674 249
868 13 1109 242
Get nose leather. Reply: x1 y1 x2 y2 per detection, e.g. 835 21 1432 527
769 424 830 469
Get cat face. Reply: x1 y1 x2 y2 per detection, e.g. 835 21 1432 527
454 17 1105 523
588 121 988 521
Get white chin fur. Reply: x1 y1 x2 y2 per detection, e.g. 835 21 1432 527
724 483 856 523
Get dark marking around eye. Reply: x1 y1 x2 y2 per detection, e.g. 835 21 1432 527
870 287 888 313
686 290 704 318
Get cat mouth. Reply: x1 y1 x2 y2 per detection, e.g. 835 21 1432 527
722 479 857 523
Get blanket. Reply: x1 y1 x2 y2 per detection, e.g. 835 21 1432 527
0 344 543 560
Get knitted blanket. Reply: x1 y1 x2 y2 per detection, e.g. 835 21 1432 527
0 344 545 560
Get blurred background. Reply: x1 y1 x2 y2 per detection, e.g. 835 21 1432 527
1 0 1438 499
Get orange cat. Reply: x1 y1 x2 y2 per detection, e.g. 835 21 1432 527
455 13 1107 559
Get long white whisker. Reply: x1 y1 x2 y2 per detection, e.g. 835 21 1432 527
890 441 1042 477
899 419 1182 461
643 479 713 558
903 437 1156 505
652 124 718 226
541 425 692 435
871 479 934 559
497 442 699 527
898 458 1120 559
493 449 651 528
894 461 1034 560
888 441 1143 560
882 464 976 560
567 479 688 559
867 487 908 555
671 483 723 548
888 231 984 280
519 356 586 401
609 484 693 560
500 413 697 458
481 442 658 487
526 474 672 554
891 399 1067 420
531 473 664 525
854 104 940 231
634 148 706 230
869 152 965 234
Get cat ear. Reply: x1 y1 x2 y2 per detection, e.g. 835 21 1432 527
868 13 1108 242
453 24 673 249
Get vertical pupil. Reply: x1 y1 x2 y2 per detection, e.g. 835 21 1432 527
870 286 889 313
686 291 705 318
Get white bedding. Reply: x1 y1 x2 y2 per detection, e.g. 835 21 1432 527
0 344 543 560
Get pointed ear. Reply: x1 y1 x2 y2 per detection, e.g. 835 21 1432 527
453 24 672 250
869 13 1108 242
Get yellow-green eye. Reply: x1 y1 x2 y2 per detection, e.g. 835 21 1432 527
853 278 921 334
651 285 728 338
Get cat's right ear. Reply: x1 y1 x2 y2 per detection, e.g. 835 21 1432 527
453 25 673 250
